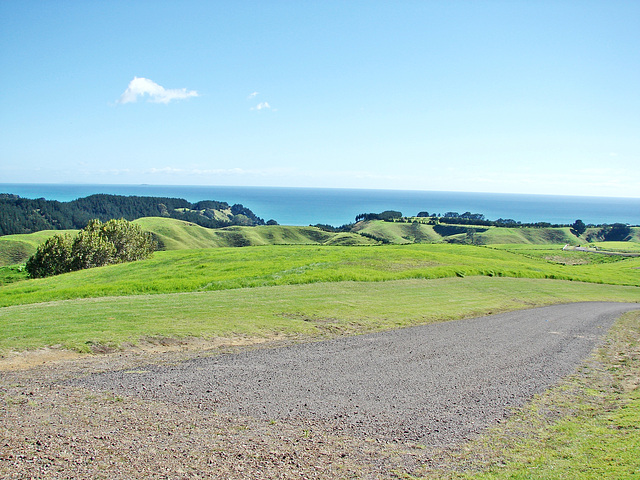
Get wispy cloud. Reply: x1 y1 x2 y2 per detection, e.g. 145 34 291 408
117 77 198 104
252 101 271 111
247 91 275 111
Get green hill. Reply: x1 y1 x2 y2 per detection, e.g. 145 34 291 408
134 217 377 250
352 220 585 245
352 220 441 244
2 217 638 268
0 230 79 266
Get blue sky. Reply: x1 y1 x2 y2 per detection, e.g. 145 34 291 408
1 1 638 197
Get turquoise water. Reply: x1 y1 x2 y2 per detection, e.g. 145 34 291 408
1 183 639 226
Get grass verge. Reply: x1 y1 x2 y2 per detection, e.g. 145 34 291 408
0 276 638 353
412 310 640 479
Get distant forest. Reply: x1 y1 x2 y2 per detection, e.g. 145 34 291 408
0 193 265 235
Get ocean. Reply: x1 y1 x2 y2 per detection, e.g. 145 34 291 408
1 183 639 227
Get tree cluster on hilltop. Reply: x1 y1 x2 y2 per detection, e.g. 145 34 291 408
355 211 403 222
0 193 265 235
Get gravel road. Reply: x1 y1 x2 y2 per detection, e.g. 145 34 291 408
70 302 638 447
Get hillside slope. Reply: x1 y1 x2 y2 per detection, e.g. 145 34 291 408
134 217 378 250
353 220 586 246
0 230 78 266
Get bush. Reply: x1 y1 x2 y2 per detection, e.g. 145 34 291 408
25 219 156 278
25 233 74 278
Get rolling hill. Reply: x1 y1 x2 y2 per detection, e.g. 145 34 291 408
2 217 639 267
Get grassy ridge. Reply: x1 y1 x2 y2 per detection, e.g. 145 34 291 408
1 277 638 353
1 243 639 308
135 217 377 250
354 221 588 245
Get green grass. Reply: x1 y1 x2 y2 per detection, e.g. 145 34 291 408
0 265 28 286
413 310 640 479
0 243 638 308
490 244 631 265
591 241 640 253
0 276 638 353
0 230 77 266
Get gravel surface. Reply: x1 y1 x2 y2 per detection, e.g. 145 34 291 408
69 302 639 448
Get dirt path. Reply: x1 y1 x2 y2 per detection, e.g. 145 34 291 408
1 302 638 479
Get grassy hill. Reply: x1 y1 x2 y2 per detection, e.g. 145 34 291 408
2 218 638 268
0 229 78 267
587 226 640 243
134 217 378 250
353 220 588 245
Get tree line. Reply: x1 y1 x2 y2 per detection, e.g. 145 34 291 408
0 193 266 235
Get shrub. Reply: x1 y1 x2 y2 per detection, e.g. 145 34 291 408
25 233 74 278
25 219 156 278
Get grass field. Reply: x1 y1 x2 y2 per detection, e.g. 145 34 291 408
0 243 639 308
592 240 640 252
489 244 635 265
0 276 638 353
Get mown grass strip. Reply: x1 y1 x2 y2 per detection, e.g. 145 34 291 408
412 310 640 480
0 277 638 353
1 244 638 308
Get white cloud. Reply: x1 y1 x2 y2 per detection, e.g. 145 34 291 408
252 101 271 111
117 77 198 104
248 91 259 99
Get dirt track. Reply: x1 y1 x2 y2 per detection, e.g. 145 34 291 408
2 302 638 479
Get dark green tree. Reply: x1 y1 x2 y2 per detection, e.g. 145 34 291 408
571 219 587 236
71 227 116 271
603 223 631 241
25 233 74 278
87 219 156 263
